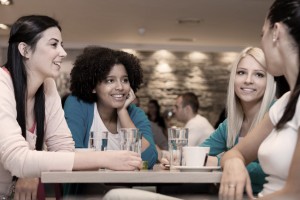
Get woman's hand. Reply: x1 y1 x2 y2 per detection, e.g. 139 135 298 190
219 157 253 200
206 156 218 166
104 150 142 171
14 178 39 200
124 89 136 109
159 150 171 170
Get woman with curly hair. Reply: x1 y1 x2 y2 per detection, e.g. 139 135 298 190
64 46 157 168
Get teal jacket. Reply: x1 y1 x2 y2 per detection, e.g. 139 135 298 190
64 95 158 168
200 119 266 194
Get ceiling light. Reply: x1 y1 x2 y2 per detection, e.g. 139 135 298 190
0 23 10 30
0 0 13 5
169 38 194 42
177 18 203 25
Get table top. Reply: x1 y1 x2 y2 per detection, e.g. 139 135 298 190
41 169 222 184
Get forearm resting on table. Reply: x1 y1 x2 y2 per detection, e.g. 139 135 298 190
72 151 104 170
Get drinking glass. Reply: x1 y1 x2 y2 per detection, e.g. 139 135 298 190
89 131 96 150
101 131 108 151
119 128 141 154
168 127 189 169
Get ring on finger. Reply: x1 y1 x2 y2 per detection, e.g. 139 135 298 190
228 184 236 188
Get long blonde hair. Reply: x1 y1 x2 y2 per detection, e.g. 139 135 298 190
226 47 276 148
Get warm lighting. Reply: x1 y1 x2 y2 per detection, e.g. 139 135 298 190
0 23 9 30
219 52 239 64
156 62 172 73
0 0 13 5
152 50 175 60
188 52 209 62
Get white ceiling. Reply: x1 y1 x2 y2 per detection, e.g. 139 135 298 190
0 0 274 52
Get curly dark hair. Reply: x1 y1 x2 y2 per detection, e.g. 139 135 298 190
70 46 143 103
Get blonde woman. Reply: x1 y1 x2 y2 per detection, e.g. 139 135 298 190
201 47 276 194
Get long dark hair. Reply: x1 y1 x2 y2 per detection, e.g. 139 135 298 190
4 15 61 150
267 0 300 130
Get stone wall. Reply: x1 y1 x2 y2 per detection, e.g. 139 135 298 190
0 47 238 127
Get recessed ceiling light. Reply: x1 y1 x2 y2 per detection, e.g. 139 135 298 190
0 0 13 5
177 18 203 25
169 38 194 42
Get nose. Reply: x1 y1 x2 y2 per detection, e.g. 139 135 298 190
59 46 67 58
115 80 124 90
245 73 253 84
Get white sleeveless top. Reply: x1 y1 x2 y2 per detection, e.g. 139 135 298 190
258 92 299 197
89 103 121 150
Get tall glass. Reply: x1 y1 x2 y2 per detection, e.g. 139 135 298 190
119 128 141 154
89 131 96 150
101 131 108 151
168 127 189 169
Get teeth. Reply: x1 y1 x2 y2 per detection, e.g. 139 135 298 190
242 88 255 92
112 94 123 98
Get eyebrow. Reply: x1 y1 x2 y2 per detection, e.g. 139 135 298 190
49 38 59 42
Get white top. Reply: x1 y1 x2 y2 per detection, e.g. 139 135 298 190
90 103 121 150
258 92 299 197
185 114 215 146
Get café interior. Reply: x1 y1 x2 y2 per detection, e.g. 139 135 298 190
0 0 286 200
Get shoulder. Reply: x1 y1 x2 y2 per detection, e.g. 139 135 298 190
128 104 146 116
64 95 94 111
0 67 13 89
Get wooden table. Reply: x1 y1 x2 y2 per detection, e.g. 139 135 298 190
41 169 222 184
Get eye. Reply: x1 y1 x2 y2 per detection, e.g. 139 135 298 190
51 43 58 48
122 77 129 83
256 72 265 78
236 70 245 75
105 79 114 83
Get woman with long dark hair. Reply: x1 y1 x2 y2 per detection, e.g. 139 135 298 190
219 0 300 199
0 15 141 199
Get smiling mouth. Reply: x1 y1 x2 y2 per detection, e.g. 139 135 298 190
53 61 61 69
111 94 125 100
241 88 257 94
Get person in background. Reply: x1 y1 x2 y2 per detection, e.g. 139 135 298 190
64 46 157 166
151 122 168 151
174 92 215 146
147 99 167 136
220 1 300 198
132 96 168 151
0 15 141 200
200 47 276 195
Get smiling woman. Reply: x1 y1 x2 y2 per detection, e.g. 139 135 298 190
200 47 276 195
63 46 157 195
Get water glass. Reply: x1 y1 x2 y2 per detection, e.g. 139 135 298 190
89 131 96 150
119 128 141 154
168 127 189 169
101 131 108 151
